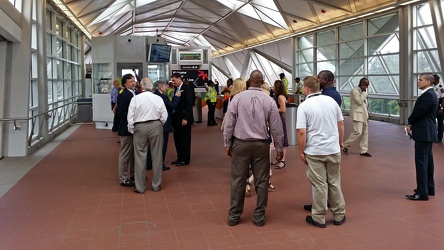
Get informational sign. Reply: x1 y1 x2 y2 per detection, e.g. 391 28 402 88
172 69 208 87
181 65 200 70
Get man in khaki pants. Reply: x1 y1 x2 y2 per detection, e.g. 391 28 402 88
343 78 372 157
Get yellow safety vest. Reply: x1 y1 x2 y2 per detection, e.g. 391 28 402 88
204 87 217 102
282 78 289 94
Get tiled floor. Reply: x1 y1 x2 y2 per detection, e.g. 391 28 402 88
1 118 444 249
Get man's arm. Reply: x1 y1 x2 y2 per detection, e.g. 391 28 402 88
127 99 135 134
351 87 365 106
337 120 344 149
297 128 307 164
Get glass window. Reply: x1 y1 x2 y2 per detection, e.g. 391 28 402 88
317 45 336 60
66 27 72 42
317 30 335 46
339 40 364 59
65 62 71 79
47 81 53 103
46 9 52 30
415 27 437 50
298 49 314 64
56 39 63 58
56 18 62 36
368 55 399 74
415 4 433 26
339 22 363 42
57 60 63 79
67 45 72 61
298 35 313 49
31 52 38 78
339 58 365 75
47 57 53 79
316 60 336 74
46 33 52 55
57 81 64 100
368 35 399 55
297 63 314 77
368 14 399 36
368 75 399 94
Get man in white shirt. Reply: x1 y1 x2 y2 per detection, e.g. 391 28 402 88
296 76 346 228
127 78 168 194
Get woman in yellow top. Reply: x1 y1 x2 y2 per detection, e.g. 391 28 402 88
204 80 218 126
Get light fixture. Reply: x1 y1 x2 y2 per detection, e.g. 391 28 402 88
52 0 91 39
400 0 421 6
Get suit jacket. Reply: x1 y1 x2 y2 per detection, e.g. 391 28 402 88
172 83 195 126
408 88 438 142
349 86 368 122
154 90 180 133
117 88 134 136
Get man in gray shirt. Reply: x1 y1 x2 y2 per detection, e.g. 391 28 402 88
223 70 284 227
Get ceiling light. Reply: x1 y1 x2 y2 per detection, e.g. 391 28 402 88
52 0 91 39
400 0 421 6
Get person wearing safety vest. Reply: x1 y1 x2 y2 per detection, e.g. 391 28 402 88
166 81 175 101
204 80 218 126
279 73 290 95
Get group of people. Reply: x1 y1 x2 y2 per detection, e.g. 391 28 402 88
111 68 441 227
111 73 194 194
223 69 441 229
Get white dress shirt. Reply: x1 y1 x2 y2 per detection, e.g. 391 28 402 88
127 91 168 134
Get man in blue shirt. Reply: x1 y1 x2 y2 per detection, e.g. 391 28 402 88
318 70 342 106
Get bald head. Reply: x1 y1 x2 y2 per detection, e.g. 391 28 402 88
249 70 264 87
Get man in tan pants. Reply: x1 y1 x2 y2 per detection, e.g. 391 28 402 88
343 78 371 157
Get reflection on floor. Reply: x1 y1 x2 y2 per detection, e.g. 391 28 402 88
0 118 443 249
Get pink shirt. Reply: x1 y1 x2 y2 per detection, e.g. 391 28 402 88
223 87 284 151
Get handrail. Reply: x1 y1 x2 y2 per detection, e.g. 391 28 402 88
0 101 80 146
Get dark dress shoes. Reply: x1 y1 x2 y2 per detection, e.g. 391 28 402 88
121 180 135 187
413 189 435 196
171 159 181 164
162 165 171 171
306 216 326 228
303 205 312 211
175 161 189 166
406 194 428 201
360 152 372 157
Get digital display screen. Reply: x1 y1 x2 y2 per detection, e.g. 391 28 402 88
148 44 171 62
179 53 202 61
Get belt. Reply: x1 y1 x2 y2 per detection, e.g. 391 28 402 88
134 120 159 125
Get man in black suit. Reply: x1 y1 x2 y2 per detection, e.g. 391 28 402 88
171 73 194 166
117 74 136 187
153 80 182 170
406 73 438 201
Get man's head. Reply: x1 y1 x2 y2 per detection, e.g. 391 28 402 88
303 76 320 95
153 80 167 94
171 73 183 87
249 70 264 88
317 70 334 90
141 77 153 92
112 79 120 88
358 77 369 92
433 74 440 85
227 78 233 87
121 74 135 90
279 73 285 80
207 80 215 87
418 73 435 90
295 77 300 83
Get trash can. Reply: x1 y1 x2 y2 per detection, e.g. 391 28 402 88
285 103 298 146
77 98 92 122
194 95 202 123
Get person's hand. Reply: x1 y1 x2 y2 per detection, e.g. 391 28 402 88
225 147 231 157
339 142 344 150
182 119 188 126
438 109 443 115
175 90 183 97
299 152 307 165
406 125 412 134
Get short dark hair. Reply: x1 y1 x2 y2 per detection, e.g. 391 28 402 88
279 73 285 79
121 74 134 87
171 72 182 79
295 77 300 81
434 74 440 84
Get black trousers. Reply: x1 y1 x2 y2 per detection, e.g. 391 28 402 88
206 100 216 125
173 123 192 163
414 141 435 197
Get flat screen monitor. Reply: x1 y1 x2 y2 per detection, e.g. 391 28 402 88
148 44 171 63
